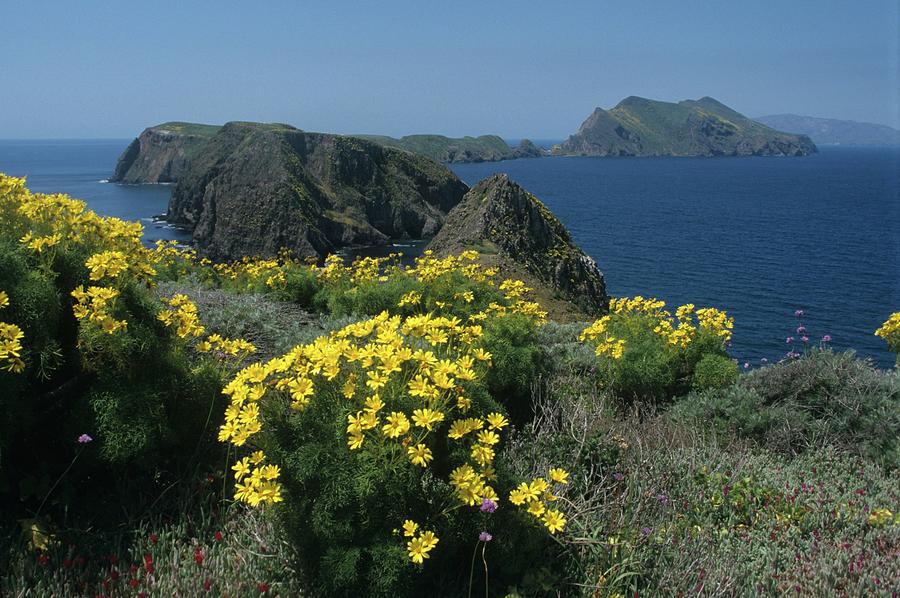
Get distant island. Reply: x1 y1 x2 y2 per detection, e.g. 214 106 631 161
354 134 545 163
554 96 817 157
755 114 900 146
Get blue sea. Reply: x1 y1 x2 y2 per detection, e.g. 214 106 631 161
0 140 897 367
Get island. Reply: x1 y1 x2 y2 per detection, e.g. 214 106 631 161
555 96 817 157
755 114 900 146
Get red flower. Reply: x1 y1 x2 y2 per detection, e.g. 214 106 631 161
149 533 159 544
258 582 270 593
109 554 119 565
129 564 139 574
63 558 72 569
110 569 119 581
138 593 147 598
128 578 139 589
194 547 204 565
143 553 154 574
37 554 50 566
203 578 212 591
214 531 223 543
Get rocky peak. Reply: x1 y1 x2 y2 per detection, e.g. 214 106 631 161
167 122 469 260
427 174 608 318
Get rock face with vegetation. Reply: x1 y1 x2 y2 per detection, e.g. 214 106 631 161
167 122 469 260
111 122 221 183
428 173 608 318
356 134 546 163
556 96 817 157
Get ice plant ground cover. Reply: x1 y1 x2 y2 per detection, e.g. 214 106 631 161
0 173 898 596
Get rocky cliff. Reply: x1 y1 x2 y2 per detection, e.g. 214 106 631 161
556 96 817 157
111 122 221 183
167 122 469 260
356 134 547 163
427 174 608 319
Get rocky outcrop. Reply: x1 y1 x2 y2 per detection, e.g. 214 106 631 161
167 122 469 260
428 174 608 318
111 122 221 183
556 96 817 157
356 134 547 163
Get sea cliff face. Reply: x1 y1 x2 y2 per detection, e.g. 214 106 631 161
556 96 817 157
111 122 221 183
167 122 469 260
428 173 608 318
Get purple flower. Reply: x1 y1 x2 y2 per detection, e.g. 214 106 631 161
801 336 809 343
641 526 652 536
822 335 832 343
797 326 806 334
786 337 794 344
743 362 750 369
656 494 668 505
478 531 493 542
77 434 93 444
795 309 804 318
613 472 625 482
479 498 497 514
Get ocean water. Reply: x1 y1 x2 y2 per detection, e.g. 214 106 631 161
0 139 191 245
0 140 897 367
450 148 900 368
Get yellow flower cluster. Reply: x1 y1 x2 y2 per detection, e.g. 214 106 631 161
408 250 495 283
0 290 25 373
583 297 734 358
20 232 61 252
85 250 130 281
875 312 900 353
508 468 569 534
196 333 256 357
1 174 159 339
71 286 128 334
231 450 283 506
867 507 895 527
157 294 206 339
579 316 625 359
398 290 422 308
218 308 566 560
401 520 439 564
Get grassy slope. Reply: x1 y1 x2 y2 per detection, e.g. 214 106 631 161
355 133 513 162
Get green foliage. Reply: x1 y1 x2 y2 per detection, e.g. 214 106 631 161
482 314 545 423
691 354 738 391
262 361 548 597
673 349 900 468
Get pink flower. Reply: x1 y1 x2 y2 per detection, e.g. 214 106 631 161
77 434 93 444
794 309 804 318
796 326 806 334
822 335 832 343
786 337 794 344
801 336 809 343
479 531 493 542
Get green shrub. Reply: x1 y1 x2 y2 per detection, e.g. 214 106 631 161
674 350 900 467
691 354 738 391
482 314 545 424
580 298 733 403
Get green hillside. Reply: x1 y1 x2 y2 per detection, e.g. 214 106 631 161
557 96 817 157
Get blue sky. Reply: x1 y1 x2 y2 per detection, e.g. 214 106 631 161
1 1 897 138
